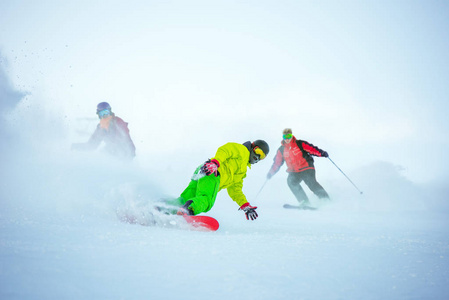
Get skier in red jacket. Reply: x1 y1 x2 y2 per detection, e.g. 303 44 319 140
71 102 136 161
267 128 329 207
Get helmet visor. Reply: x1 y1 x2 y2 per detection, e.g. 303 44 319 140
98 109 111 119
283 133 292 140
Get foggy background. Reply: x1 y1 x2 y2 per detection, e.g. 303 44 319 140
1 0 448 185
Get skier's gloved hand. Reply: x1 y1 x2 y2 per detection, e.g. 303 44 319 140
239 202 258 221
267 172 273 180
201 159 220 176
322 151 329 158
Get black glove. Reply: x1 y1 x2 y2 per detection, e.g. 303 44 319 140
177 200 194 216
201 159 220 176
322 151 329 158
239 203 258 221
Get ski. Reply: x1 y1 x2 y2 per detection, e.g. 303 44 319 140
283 203 317 210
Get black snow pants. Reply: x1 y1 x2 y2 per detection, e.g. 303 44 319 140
287 169 329 204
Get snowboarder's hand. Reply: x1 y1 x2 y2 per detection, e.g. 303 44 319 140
322 151 329 158
239 202 258 221
177 200 194 216
201 159 220 176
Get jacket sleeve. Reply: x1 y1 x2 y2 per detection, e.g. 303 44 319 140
213 143 249 207
301 141 326 157
226 179 247 207
268 147 284 176
72 125 103 151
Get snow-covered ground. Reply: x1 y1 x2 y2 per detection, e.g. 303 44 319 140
1 147 448 300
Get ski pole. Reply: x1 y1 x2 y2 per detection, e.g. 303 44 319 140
328 157 363 194
254 179 269 200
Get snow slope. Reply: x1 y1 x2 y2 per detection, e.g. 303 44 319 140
1 44 448 300
1 144 448 300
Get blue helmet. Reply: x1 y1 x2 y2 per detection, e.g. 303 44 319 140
96 102 111 114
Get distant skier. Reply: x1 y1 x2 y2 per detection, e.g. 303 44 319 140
267 128 329 207
71 102 136 161
168 140 270 221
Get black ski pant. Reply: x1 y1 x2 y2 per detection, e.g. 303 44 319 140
287 169 329 204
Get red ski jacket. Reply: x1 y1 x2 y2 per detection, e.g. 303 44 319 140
81 116 136 160
268 136 326 176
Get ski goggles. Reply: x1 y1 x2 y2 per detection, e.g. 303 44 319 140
254 146 266 160
283 133 293 140
97 109 112 119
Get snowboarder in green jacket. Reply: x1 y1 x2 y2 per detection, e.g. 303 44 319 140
172 140 269 221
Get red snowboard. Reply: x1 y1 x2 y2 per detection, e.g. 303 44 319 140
182 215 220 232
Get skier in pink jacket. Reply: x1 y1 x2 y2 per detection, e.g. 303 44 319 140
71 102 136 161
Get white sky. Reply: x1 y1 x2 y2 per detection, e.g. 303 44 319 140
1 0 448 184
